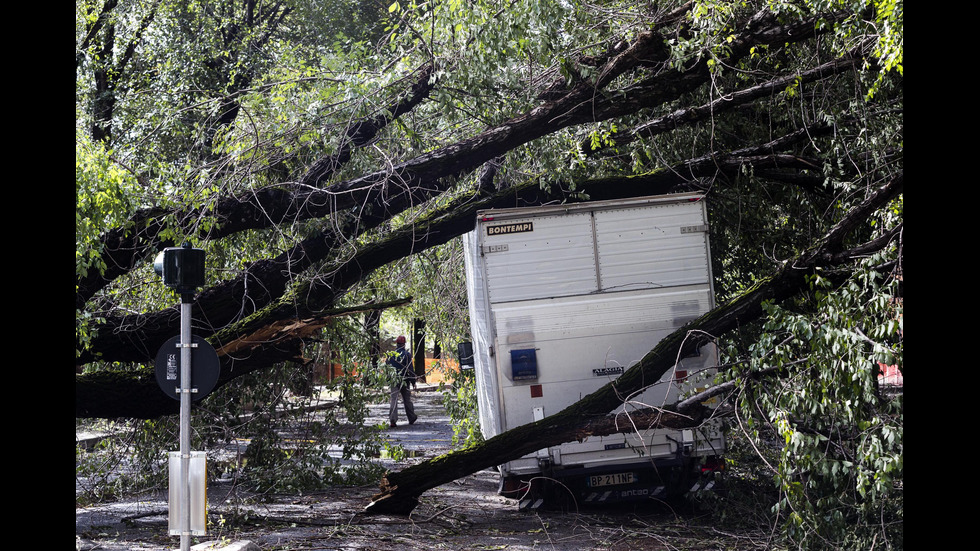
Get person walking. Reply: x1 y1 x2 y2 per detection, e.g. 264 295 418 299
387 335 417 428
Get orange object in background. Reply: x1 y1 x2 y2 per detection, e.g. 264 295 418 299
422 358 460 384
312 362 346 383
312 358 462 385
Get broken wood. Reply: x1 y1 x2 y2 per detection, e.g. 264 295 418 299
75 298 411 419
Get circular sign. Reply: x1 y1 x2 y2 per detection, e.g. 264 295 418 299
154 335 221 402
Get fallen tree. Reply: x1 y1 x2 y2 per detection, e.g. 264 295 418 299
75 131 847 418
77 3 902 546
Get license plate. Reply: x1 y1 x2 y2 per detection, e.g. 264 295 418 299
588 471 635 487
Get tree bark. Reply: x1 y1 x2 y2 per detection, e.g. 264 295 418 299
365 308 382 371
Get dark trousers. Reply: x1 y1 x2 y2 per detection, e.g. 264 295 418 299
389 384 417 425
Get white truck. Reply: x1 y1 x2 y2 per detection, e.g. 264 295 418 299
462 192 725 508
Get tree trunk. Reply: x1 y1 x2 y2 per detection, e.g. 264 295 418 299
412 318 426 383
365 309 382 371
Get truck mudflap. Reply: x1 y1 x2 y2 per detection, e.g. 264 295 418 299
581 484 668 504
580 470 722 504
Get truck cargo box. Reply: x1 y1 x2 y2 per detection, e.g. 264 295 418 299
463 193 725 506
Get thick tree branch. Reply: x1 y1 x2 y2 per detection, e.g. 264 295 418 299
300 65 436 188
75 297 411 418
78 0 117 56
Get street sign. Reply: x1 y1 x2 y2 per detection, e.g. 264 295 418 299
154 335 220 401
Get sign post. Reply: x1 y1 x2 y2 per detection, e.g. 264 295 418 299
178 297 193 549
153 243 209 551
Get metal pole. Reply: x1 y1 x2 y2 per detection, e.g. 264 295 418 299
179 300 192 551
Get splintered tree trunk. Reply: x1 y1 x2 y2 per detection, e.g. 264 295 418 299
75 299 411 418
